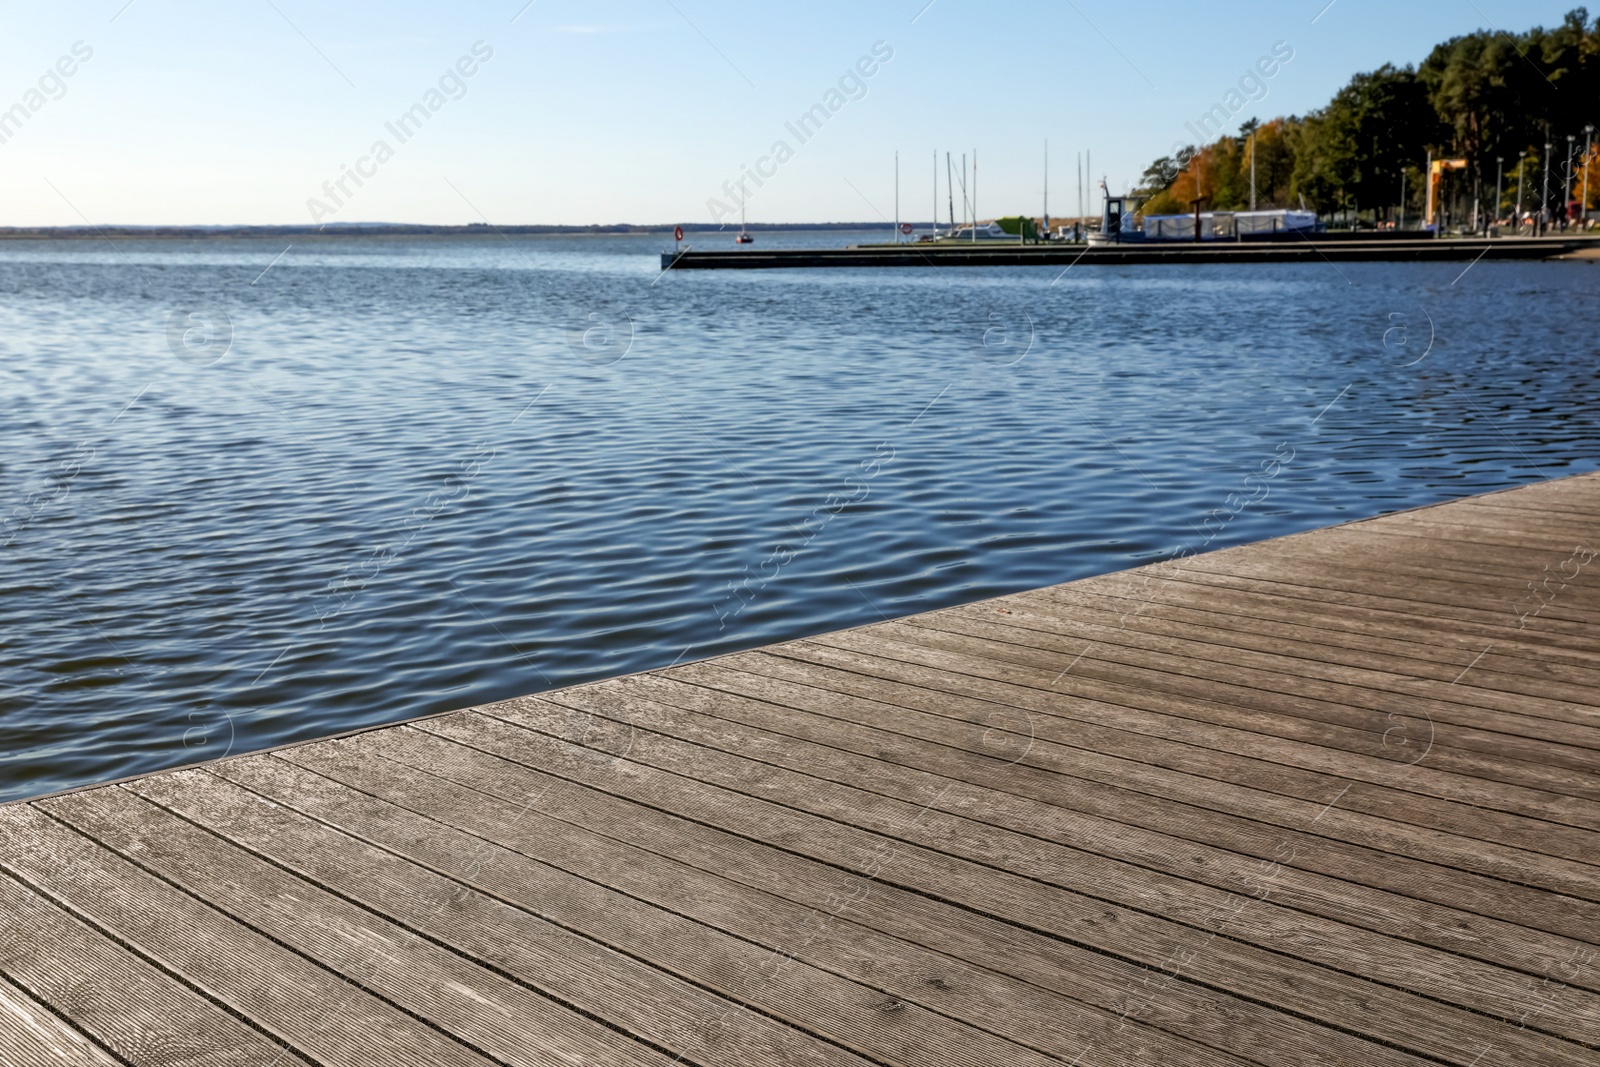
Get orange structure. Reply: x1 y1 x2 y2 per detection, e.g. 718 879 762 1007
1424 158 1467 230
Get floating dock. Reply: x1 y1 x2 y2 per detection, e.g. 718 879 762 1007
661 235 1598 269
3 474 1598 1066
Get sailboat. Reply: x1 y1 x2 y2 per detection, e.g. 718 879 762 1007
735 198 753 244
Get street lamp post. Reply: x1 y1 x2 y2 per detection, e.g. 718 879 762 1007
1494 156 1504 236
1542 141 1553 235
1585 125 1596 231
1248 129 1257 211
1566 134 1577 230
1515 152 1526 234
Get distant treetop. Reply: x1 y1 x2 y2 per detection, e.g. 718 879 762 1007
1135 9 1600 219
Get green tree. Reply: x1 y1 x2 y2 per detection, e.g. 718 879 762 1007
1419 10 1600 198
1208 136 1247 209
1130 9 1600 223
1137 155 1183 196
1246 118 1298 207
1286 113 1338 212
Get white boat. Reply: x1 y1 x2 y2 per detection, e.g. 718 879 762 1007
940 222 1007 241
735 198 753 244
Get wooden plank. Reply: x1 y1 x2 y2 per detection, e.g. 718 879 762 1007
1142 528 1597 619
1049 527 1600 659
1196 538 1600 630
817 611 1600 808
1165 553 1594 639
1088 565 1600 660
1460 496 1600 520
1350 514 1599 552
786 631 1600 902
678 654 1599 856
40 785 681 1067
869 608 1600 745
984 595 1600 755
1229 525 1600 597
870 622 1599 795
783 622 1595 806
1022 542 1590 660
1321 521 1596 559
0 870 288 1066
720 647 1600 944
1398 500 1600 533
901 599 1600 755
540 672 1600 1035
412 706 1591 1066
902 607 1600 777
284 723 1449 1067
122 766 938 1067
925 597 1600 833
0 805 499 1067
265 733 1383 1067
1072 571 1600 684
629 667 1600 996
0 974 120 1067
1023 581 1600 699
1464 486 1600 510
808 622 1599 778
1349 520 1600 561
212 748 1249 1067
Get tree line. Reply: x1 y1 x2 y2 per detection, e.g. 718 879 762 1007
1137 8 1600 224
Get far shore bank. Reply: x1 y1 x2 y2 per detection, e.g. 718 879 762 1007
0 222 907 241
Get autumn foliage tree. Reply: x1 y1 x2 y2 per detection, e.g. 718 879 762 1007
1135 8 1600 224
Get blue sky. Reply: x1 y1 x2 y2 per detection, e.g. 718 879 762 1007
0 0 1582 225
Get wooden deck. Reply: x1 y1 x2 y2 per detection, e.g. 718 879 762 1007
3 475 1599 1067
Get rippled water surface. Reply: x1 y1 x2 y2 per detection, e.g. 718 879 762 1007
3 231 1597 800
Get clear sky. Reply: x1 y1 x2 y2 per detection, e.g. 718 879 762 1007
0 0 1582 226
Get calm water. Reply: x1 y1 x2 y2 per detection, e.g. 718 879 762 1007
2 232 1597 801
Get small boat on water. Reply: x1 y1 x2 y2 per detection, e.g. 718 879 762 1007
939 221 1008 241
736 199 754 244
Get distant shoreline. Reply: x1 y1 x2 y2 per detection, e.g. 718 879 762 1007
0 222 922 240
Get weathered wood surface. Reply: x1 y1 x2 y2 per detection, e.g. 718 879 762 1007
3 473 1598 1066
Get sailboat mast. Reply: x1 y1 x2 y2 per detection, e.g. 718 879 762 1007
973 149 978 242
961 153 968 230
947 152 955 232
1043 139 1049 242
894 150 900 244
